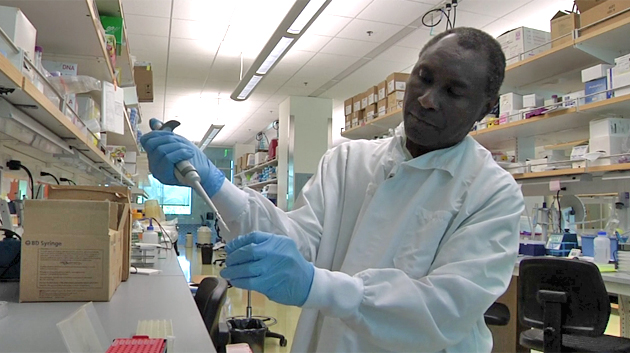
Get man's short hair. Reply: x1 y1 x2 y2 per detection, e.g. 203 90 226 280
420 27 506 99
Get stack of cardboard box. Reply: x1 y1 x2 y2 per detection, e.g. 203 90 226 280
343 72 410 130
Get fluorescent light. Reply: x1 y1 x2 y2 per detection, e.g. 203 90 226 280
256 37 294 74
199 124 225 149
237 75 263 100
288 0 328 34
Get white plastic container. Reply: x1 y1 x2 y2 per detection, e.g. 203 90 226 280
185 233 193 248
142 223 159 245
594 231 611 264
197 226 212 245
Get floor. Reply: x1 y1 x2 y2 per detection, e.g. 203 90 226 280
178 245 301 353
177 244 623 353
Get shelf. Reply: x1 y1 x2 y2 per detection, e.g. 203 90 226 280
341 108 403 140
95 0 135 86
512 163 630 181
105 108 139 153
240 178 278 189
236 158 278 178
470 95 630 149
502 14 630 95
0 53 133 186
1 0 116 84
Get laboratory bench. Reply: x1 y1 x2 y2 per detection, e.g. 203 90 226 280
0 249 215 353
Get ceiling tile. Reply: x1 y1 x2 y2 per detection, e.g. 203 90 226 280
308 53 364 70
337 19 405 43
127 34 168 53
124 14 170 37
167 54 214 78
357 0 434 26
320 59 410 99
322 0 374 18
500 0 574 32
307 15 353 37
291 34 334 53
172 0 237 21
122 0 172 18
452 10 498 28
395 28 432 49
319 38 379 58
374 45 419 64
458 0 532 17
169 38 220 57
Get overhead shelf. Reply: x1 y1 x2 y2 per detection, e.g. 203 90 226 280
512 163 630 181
236 158 278 178
95 0 135 86
0 0 116 84
0 53 133 186
470 95 630 148
341 109 403 140
501 14 630 95
240 178 278 189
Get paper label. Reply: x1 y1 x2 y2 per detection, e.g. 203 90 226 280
37 248 104 291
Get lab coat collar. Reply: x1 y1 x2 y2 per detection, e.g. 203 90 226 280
394 122 471 177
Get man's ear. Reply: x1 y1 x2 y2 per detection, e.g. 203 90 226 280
478 97 498 122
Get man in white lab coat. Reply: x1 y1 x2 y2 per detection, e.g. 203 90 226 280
142 27 524 352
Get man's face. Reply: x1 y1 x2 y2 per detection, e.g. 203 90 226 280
404 34 495 151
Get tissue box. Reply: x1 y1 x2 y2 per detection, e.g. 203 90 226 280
563 90 585 107
523 94 544 108
500 93 523 112
526 158 548 173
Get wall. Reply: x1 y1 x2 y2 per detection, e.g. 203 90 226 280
233 143 255 165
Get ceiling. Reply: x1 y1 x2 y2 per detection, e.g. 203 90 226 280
122 0 575 146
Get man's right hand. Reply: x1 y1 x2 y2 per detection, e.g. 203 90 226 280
140 130 226 197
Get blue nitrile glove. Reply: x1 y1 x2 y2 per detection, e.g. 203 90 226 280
220 232 315 307
140 129 225 197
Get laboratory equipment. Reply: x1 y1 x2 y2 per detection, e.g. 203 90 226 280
142 220 158 244
532 202 550 243
197 226 212 246
149 119 230 232
594 231 612 264
560 195 586 233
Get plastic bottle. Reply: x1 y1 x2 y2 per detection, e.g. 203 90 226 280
142 220 159 244
33 45 44 92
594 231 611 264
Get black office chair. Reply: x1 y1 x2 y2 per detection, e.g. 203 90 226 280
484 302 510 326
518 257 630 353
195 277 230 352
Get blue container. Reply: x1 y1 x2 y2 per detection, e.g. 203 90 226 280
547 242 578 257
519 242 547 256
581 235 618 261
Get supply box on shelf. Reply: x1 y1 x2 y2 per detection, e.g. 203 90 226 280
20 199 127 302
377 80 387 101
134 63 153 102
496 27 551 66
386 72 410 95
387 91 404 113
0 5 37 63
550 11 579 48
613 53 630 97
589 117 630 166
344 97 353 116
47 185 133 282
578 0 630 35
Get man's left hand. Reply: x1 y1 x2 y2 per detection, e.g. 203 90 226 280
220 232 315 307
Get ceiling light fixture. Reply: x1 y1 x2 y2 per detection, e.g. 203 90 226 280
231 0 332 101
198 124 225 150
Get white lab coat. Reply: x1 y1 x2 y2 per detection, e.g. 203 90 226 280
212 123 524 352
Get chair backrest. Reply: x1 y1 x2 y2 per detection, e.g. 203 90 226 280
195 277 229 349
518 257 610 336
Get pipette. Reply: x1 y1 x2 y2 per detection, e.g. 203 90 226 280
150 119 230 233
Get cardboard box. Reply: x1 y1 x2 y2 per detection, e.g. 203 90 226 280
612 58 630 97
590 117 630 138
387 91 404 112
254 151 267 165
563 90 586 107
522 94 544 108
134 64 154 102
20 199 126 302
377 99 387 116
0 6 37 63
366 86 378 106
246 153 255 168
345 120 351 131
580 0 630 35
353 93 362 113
344 98 353 116
377 80 387 101
585 76 612 103
361 92 369 110
576 0 607 13
500 93 523 112
386 73 410 95
496 27 551 66
351 110 363 127
550 11 579 48
47 185 132 282
366 104 377 121
582 64 614 82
